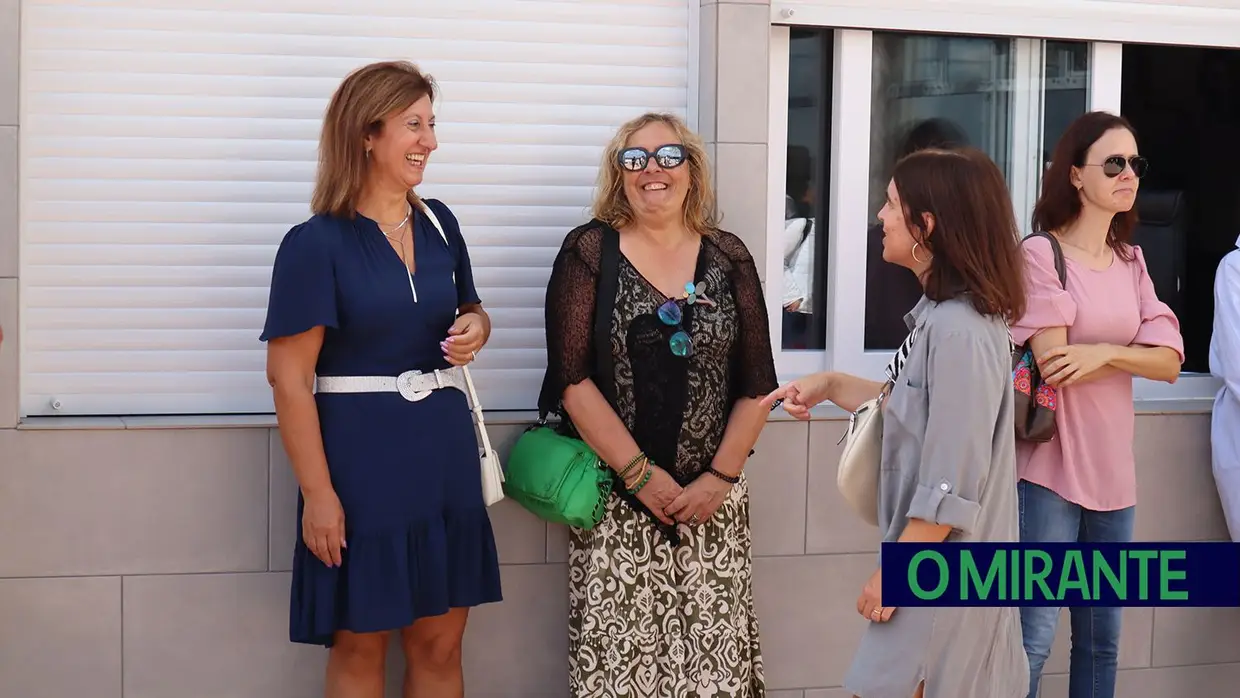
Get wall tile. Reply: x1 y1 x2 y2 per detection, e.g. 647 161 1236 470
769 691 805 698
804 690 853 698
547 522 570 563
459 563 570 698
696 3 718 142
0 126 15 278
1151 606 1240 666
0 428 269 576
0 0 16 126
0 277 15 428
805 420 882 555
713 142 769 270
1042 607 1153 675
0 576 121 698
269 429 298 571
715 3 770 143
1040 662 1240 698
123 572 325 698
753 553 875 690
748 420 808 556
1133 414 1229 541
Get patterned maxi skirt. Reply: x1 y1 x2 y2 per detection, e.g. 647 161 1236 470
567 474 765 698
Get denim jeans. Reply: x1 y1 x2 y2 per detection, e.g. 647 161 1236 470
1018 480 1135 698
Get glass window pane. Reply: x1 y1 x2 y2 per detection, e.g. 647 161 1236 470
1041 41 1091 181
782 29 831 350
864 33 1015 351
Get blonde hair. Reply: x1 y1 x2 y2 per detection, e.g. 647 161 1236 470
592 112 719 235
311 61 438 218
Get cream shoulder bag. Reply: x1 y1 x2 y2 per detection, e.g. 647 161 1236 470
835 380 892 527
420 201 506 507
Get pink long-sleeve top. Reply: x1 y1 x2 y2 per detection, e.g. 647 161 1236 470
1011 235 1185 511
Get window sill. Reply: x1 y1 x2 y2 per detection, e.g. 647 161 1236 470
14 397 1212 431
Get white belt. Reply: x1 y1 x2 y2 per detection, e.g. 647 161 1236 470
315 367 467 402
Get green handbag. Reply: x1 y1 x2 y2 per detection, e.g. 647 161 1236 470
505 220 623 530
503 424 614 529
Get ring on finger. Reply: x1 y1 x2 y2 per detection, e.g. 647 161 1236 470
871 607 883 620
688 513 700 525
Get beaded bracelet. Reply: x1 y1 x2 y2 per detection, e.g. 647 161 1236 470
624 458 649 491
706 467 740 484
627 465 654 494
617 451 646 480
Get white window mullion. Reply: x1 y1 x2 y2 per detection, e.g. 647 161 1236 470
824 29 875 379
1010 38 1043 239
1088 42 1124 114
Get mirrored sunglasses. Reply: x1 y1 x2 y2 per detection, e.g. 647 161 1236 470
619 144 687 172
1088 155 1150 179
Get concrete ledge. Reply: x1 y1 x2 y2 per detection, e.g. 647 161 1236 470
12 395 1214 431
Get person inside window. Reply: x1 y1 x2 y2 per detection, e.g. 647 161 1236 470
765 146 1031 698
1012 111 1184 698
783 145 815 348
260 61 502 697
542 112 778 697
1211 233 1240 541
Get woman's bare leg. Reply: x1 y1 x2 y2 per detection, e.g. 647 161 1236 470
325 630 388 698
399 608 470 698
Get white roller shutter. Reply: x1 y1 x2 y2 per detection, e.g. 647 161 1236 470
20 0 692 416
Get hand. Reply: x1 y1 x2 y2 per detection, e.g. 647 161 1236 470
302 488 347 568
1039 343 1115 387
632 464 684 526
857 567 896 623
760 372 832 420
783 299 802 312
663 473 733 526
442 312 486 366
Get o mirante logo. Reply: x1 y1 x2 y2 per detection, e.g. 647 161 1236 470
881 543 1240 607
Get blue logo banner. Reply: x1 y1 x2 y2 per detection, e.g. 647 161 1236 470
880 542 1240 607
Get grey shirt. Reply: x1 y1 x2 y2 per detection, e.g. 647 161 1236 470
844 294 1029 698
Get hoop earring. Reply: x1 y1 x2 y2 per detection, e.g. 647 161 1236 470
911 242 928 264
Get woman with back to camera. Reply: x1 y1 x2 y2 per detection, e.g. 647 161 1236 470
764 147 1030 698
1013 111 1183 698
261 61 502 698
542 112 778 697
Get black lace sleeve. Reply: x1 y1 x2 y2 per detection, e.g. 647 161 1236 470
716 230 779 400
540 224 603 415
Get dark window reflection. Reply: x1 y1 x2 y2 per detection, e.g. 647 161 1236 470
782 29 832 350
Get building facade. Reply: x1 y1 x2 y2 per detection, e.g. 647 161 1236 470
1 1 1238 696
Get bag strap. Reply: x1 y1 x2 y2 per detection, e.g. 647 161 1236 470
1025 230 1067 289
419 199 491 445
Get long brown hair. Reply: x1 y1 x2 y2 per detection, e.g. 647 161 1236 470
311 61 438 218
1031 110 1138 262
592 112 719 235
892 147 1027 323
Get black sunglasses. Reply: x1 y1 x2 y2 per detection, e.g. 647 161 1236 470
1085 155 1149 179
618 144 687 172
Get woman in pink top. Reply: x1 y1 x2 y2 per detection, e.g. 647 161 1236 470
1012 111 1184 698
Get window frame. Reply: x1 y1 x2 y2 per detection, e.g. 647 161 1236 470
766 14 1225 402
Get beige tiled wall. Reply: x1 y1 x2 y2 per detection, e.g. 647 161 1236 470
0 415 1234 697
1 1 1238 697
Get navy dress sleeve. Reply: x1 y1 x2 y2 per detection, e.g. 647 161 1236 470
259 219 339 342
425 198 482 307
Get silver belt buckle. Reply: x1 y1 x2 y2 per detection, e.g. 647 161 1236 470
396 370 433 402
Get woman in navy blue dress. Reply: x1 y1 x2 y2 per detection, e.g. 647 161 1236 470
261 61 502 698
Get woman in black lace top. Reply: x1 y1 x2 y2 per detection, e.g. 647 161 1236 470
542 112 778 697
